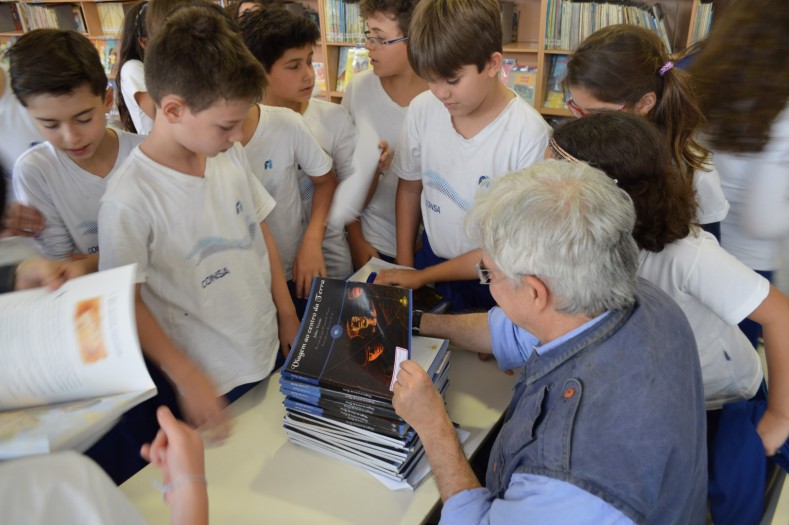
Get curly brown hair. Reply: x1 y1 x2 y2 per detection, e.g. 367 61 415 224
688 0 789 153
564 25 709 182
552 111 697 252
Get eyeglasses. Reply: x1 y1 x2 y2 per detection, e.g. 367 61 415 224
475 260 492 285
363 31 408 49
564 90 625 118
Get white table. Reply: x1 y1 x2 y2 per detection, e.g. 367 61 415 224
121 350 517 525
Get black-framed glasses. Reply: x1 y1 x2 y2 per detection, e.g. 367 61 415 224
363 31 408 49
475 260 492 285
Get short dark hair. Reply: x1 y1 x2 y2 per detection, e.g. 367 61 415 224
408 0 502 80
358 0 419 36
145 0 207 37
552 111 697 252
144 4 266 112
239 6 319 72
7 29 107 106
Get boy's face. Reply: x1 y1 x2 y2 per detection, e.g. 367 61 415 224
265 44 315 107
364 12 410 78
173 97 252 157
24 84 110 164
427 62 497 119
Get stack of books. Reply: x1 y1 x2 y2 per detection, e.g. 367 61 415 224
280 277 450 487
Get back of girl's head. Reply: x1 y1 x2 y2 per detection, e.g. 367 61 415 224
565 24 708 179
358 0 420 36
116 1 148 133
8 29 107 106
239 6 319 71
552 111 696 252
689 0 789 153
145 4 265 112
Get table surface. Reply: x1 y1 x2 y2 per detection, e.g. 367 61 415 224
120 350 517 525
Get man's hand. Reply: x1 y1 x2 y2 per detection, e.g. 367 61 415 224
15 257 64 290
374 268 426 290
392 360 447 434
2 203 45 237
292 240 326 298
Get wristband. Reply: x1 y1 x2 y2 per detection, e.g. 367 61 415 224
412 309 423 336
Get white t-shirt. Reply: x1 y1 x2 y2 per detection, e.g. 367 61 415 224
301 98 355 278
98 144 279 394
13 129 144 258
341 69 405 258
715 103 789 271
119 60 153 135
0 64 43 204
638 229 768 409
0 452 146 525
391 91 552 259
693 159 729 224
244 104 332 281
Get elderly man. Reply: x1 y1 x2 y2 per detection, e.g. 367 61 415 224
394 160 707 524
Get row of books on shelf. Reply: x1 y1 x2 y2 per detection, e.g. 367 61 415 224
323 0 364 44
690 2 713 45
545 0 672 52
15 2 86 34
279 270 451 487
95 2 128 36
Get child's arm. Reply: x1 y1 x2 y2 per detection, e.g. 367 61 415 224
261 221 299 356
394 178 423 267
1 202 45 237
293 168 338 298
347 220 380 270
752 286 789 455
375 249 481 289
134 284 228 432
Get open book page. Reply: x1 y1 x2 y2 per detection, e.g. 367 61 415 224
350 258 450 313
0 264 153 410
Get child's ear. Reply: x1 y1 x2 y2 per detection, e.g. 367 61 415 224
486 52 504 78
634 92 657 116
103 85 114 113
159 95 186 123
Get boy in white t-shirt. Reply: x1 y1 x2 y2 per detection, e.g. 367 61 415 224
0 63 44 237
8 30 143 269
99 6 299 434
341 0 427 268
376 0 551 312
239 8 352 289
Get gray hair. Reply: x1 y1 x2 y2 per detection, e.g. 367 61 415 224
466 159 639 317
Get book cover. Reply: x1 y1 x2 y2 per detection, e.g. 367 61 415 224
312 61 326 96
349 257 449 314
335 46 348 91
543 54 568 109
283 277 412 402
509 66 537 106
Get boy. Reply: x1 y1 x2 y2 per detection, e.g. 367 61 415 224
375 0 551 312
341 0 427 268
8 29 144 277
98 5 299 432
239 7 354 288
238 10 339 309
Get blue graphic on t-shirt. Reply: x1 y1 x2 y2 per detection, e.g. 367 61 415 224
78 220 99 236
186 219 258 265
424 170 472 212
264 160 273 170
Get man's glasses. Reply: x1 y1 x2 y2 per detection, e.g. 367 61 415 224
475 260 492 285
363 31 408 49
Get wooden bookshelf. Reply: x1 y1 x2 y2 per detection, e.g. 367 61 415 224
311 0 734 118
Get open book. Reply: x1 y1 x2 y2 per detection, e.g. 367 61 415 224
349 258 450 313
0 264 155 459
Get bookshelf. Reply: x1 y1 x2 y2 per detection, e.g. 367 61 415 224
0 0 133 77
311 0 735 118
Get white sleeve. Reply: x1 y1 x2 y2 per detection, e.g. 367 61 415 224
329 107 357 182
235 145 276 223
12 157 75 259
682 234 771 325
292 118 333 178
389 105 422 181
97 199 149 282
120 60 146 98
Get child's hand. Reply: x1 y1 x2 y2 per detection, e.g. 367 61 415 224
375 140 393 175
1 203 45 237
174 366 231 444
292 240 327 298
374 268 426 290
14 256 65 290
757 408 789 456
349 236 379 270
60 254 99 281
278 311 300 358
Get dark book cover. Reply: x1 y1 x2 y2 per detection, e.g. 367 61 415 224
283 398 412 439
283 278 412 403
280 382 400 420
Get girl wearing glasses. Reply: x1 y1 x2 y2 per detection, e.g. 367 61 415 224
563 24 728 242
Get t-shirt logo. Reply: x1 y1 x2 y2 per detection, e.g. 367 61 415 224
235 201 243 214
186 220 258 265
264 160 273 170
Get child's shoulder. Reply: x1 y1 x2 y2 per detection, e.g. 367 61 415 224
306 97 351 120
14 140 56 170
257 104 305 129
